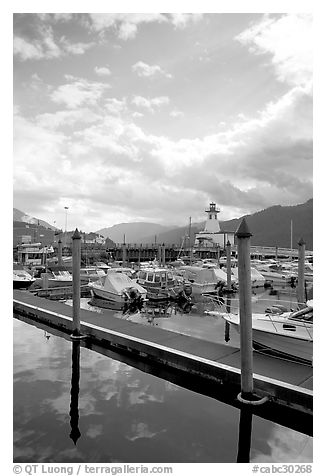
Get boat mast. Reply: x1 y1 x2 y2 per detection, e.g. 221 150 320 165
188 216 192 264
290 219 293 260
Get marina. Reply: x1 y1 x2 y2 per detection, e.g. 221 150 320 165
13 206 314 465
13 12 314 466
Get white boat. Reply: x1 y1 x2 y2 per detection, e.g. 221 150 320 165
80 267 106 283
94 262 111 273
13 265 35 289
136 267 192 300
252 263 293 286
178 265 237 294
206 302 313 364
231 267 266 288
89 271 147 303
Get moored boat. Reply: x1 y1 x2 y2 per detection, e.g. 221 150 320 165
13 264 35 289
89 271 147 304
206 302 313 364
135 267 192 301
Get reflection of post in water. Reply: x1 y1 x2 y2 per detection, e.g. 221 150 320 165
69 340 81 445
224 297 231 342
236 408 253 463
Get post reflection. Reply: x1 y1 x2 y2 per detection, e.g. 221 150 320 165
236 407 253 463
69 340 81 445
224 297 231 342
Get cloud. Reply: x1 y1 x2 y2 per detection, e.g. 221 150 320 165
132 61 172 79
168 13 204 29
236 13 312 88
50 77 111 109
131 95 170 113
86 13 204 40
87 13 167 40
94 66 112 77
14 21 93 61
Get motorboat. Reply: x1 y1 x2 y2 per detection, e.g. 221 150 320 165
89 271 147 304
231 267 266 288
94 262 111 273
13 264 35 289
135 267 192 301
206 301 313 364
31 266 73 288
252 262 294 286
178 265 237 294
80 267 106 283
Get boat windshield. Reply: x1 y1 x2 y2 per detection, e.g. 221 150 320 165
288 306 313 322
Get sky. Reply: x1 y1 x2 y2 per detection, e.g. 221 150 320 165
13 11 313 232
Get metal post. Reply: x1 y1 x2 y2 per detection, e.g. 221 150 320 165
72 229 81 338
226 240 232 292
217 243 220 264
297 238 306 306
275 245 278 261
236 219 254 400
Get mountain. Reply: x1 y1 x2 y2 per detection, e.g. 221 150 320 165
13 208 57 230
138 199 313 250
96 222 174 244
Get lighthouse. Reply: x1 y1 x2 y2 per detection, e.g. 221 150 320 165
194 202 235 249
204 202 221 233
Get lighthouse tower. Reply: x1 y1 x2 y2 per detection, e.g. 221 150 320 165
194 202 235 249
204 202 221 233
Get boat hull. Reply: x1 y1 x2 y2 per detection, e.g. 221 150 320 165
13 279 35 289
91 284 146 303
252 329 312 363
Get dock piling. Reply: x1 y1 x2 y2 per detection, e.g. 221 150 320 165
41 273 49 289
71 229 84 339
297 238 306 306
58 239 63 266
226 240 232 292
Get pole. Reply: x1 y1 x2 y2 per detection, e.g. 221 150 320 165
58 239 63 266
188 217 192 263
216 243 220 264
64 207 69 248
158 245 162 266
290 220 293 260
297 238 306 306
161 243 166 266
236 219 254 400
226 240 232 292
72 229 81 337
122 243 127 266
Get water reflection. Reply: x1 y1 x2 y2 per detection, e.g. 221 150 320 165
13 318 312 463
237 408 253 463
69 341 81 445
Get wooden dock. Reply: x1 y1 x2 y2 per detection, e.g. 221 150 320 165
13 289 312 434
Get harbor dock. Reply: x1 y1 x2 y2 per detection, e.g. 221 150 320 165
13 289 313 435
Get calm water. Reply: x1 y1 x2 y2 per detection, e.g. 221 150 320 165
13 317 313 463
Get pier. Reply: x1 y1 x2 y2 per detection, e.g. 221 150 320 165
13 289 312 434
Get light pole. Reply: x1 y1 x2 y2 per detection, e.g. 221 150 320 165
64 206 69 248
